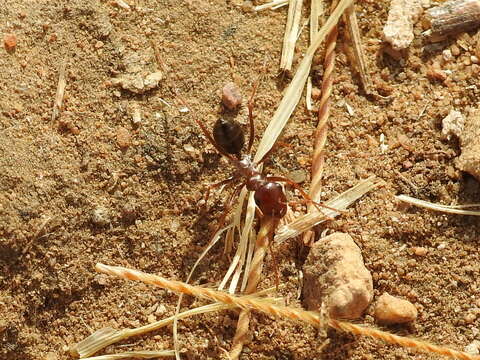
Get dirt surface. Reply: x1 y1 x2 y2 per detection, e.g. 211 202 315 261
1 1 480 359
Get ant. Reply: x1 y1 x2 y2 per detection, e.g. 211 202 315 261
183 80 333 223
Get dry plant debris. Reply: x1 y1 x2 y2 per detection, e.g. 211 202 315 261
383 0 428 50
302 232 373 319
425 0 480 41
94 263 480 360
280 0 303 71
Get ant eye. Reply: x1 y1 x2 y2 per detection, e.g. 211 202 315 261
213 118 245 156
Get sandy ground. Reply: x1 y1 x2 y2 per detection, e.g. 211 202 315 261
1 0 479 359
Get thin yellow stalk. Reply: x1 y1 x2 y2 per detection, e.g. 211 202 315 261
80 350 175 360
276 176 382 243
344 4 372 94
95 263 480 360
396 195 480 216
280 0 304 71
230 216 278 359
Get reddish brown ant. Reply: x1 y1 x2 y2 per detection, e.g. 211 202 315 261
183 80 333 222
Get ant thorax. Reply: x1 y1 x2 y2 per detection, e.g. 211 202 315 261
236 154 264 191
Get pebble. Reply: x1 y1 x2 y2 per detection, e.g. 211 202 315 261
465 340 480 356
221 82 242 110
456 109 480 181
374 292 418 324
111 71 163 94
116 126 132 148
302 232 373 319
442 109 465 139
383 0 426 50
3 33 17 51
91 207 110 227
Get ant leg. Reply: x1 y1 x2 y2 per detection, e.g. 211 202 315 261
265 176 343 215
174 90 236 161
246 73 262 154
174 181 245 358
202 176 235 209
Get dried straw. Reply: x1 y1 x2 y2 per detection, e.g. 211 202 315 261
230 216 278 359
303 0 340 245
396 195 480 216
95 263 480 360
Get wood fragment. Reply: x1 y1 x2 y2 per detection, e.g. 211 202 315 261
425 0 480 41
280 0 303 71
51 60 67 122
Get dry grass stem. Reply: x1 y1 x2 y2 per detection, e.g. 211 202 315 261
303 0 340 245
280 0 303 71
51 60 67 122
173 224 232 360
344 4 372 94
230 216 278 359
253 0 353 163
306 0 323 111
396 195 480 216
277 176 381 243
74 288 280 358
95 263 480 360
80 350 176 360
254 0 289 11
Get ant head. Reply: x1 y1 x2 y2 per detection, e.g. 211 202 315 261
213 118 245 156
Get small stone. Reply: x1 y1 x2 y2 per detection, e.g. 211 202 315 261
412 246 428 256
465 340 480 356
456 109 480 181
116 127 132 148
302 232 373 319
374 293 418 324
222 82 242 110
4 33 17 51
383 0 427 50
94 274 110 286
442 109 465 139
91 207 110 226
147 314 156 323
427 63 447 81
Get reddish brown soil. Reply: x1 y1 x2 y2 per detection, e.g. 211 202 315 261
1 1 479 359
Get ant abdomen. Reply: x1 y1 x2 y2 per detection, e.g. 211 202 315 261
213 118 245 156
254 181 287 218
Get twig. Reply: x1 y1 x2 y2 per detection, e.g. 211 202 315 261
425 0 480 42
280 0 304 71
303 0 340 245
51 60 67 122
229 216 278 359
80 350 175 360
95 263 480 360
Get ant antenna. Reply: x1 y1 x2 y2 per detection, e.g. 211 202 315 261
174 90 236 162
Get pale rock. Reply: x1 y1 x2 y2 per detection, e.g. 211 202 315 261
302 232 373 319
442 109 465 139
457 109 480 181
383 0 429 50
374 292 418 324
